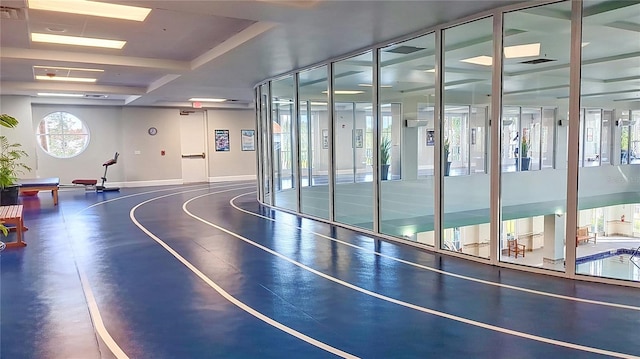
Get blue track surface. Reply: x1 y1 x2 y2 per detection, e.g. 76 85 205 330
1 182 638 358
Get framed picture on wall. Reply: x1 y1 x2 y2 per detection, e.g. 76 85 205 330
354 128 363 148
241 129 255 151
322 129 329 149
426 130 435 146
215 129 230 151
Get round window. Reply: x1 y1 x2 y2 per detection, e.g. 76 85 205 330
36 112 90 158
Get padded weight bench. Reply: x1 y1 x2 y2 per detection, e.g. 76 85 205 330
17 177 60 205
72 179 98 190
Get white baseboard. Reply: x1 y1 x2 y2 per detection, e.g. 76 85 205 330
121 179 184 188
208 175 256 183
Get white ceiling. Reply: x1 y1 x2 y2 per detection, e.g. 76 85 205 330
0 0 529 109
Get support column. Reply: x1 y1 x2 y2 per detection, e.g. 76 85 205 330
543 214 565 264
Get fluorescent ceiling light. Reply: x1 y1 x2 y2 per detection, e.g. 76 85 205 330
504 43 540 58
358 84 393 88
34 65 104 73
310 102 327 106
322 90 365 95
582 42 590 47
188 98 226 102
31 33 126 49
460 55 493 66
35 75 96 83
37 92 84 97
424 68 436 73
28 0 151 21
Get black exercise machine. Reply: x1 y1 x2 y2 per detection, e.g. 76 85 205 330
72 152 120 192
97 152 120 192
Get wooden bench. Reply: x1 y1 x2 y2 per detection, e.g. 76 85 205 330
0 205 26 248
576 226 596 246
507 238 526 258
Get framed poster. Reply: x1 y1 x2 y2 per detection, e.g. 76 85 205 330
322 129 329 149
354 128 363 148
215 129 230 151
426 130 435 146
241 129 255 151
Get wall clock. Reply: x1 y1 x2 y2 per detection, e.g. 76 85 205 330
148 127 158 136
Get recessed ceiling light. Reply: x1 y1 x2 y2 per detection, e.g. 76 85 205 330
358 84 393 88
37 92 84 97
35 75 97 83
31 33 126 49
34 65 104 73
504 43 540 58
188 98 226 102
28 0 151 21
460 55 493 66
322 90 365 95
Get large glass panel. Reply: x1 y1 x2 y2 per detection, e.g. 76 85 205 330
501 1 570 269
442 17 492 257
260 83 271 204
271 76 296 211
578 0 640 282
379 33 436 243
333 51 374 229
299 66 330 219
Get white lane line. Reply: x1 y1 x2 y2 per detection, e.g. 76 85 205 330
76 267 130 359
69 183 249 359
183 192 639 359
76 182 247 213
229 192 640 312
130 188 359 359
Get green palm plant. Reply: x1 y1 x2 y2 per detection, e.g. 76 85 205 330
380 136 392 165
443 137 450 161
521 136 530 158
0 114 29 240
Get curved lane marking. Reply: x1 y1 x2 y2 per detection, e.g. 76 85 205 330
130 187 359 359
182 192 638 358
229 192 640 312
70 183 249 359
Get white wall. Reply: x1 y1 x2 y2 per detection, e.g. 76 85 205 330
1 96 257 186
207 109 257 181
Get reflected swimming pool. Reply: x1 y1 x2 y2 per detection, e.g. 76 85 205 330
576 249 639 282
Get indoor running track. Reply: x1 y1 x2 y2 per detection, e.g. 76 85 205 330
1 181 639 359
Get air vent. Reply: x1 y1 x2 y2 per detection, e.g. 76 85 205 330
520 58 556 65
0 6 24 20
385 45 425 54
84 94 108 99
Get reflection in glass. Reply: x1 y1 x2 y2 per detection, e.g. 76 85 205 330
271 76 296 211
577 0 640 282
260 83 271 204
333 51 374 229
379 33 436 242
442 17 492 257
299 66 330 219
501 1 570 269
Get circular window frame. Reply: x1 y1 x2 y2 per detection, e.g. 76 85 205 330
36 111 91 159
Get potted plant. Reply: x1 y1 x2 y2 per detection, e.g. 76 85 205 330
443 137 451 176
0 114 30 206
520 136 530 171
380 136 392 180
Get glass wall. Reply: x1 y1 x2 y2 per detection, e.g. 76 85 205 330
260 83 271 204
577 0 640 281
333 51 374 230
500 1 571 269
441 17 492 257
271 76 296 211
255 0 640 285
379 33 436 243
299 66 330 219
